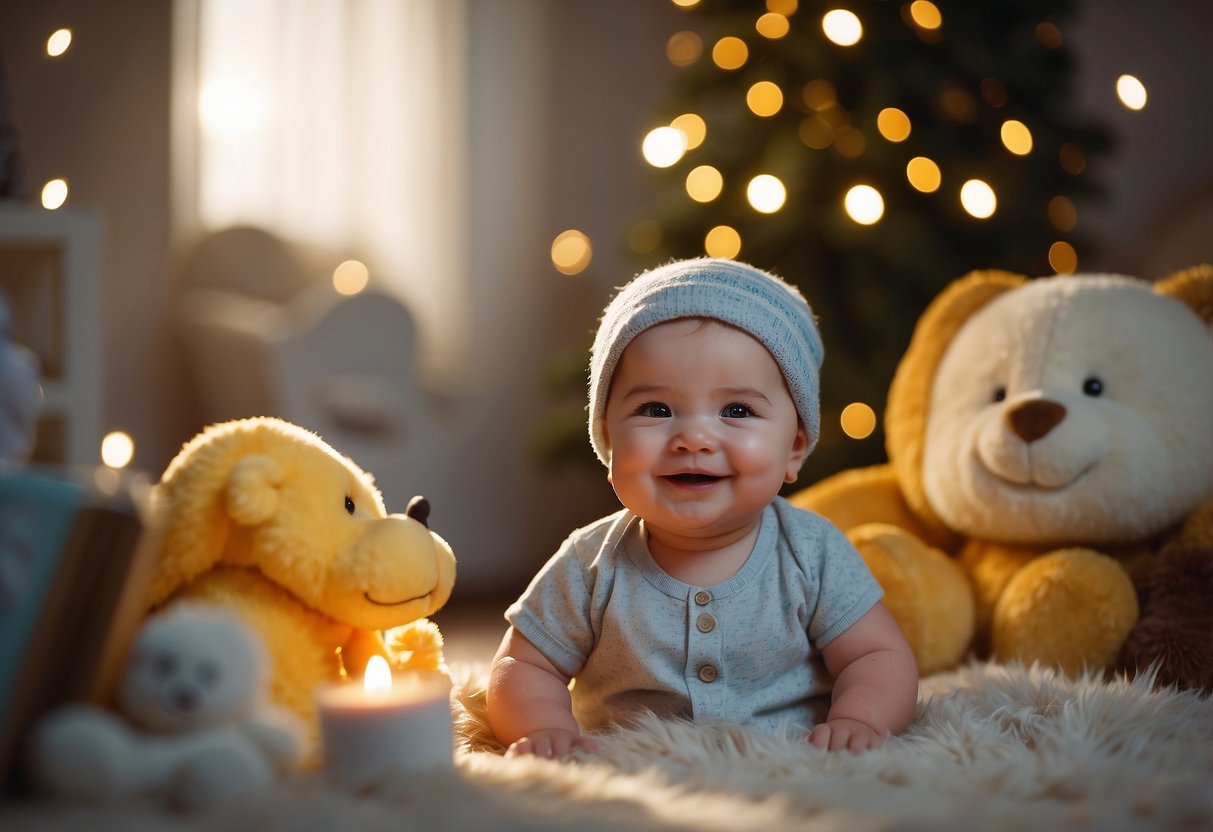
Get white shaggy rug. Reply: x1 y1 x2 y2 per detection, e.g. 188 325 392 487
4 660 1211 832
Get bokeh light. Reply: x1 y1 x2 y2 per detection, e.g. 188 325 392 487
41 178 68 210
756 13 791 39
844 185 884 225
747 81 784 117
551 229 593 275
822 9 863 46
666 31 703 67
1059 143 1086 175
1048 241 1078 274
906 157 941 192
332 260 369 295
767 0 798 14
686 165 724 202
670 113 707 149
876 108 911 142
101 431 135 469
1047 195 1077 232
1116 74 1148 110
1000 119 1033 155
840 403 877 439
705 225 742 258
47 28 72 57
747 174 787 213
960 179 997 218
712 36 749 70
908 1 942 30
642 126 688 168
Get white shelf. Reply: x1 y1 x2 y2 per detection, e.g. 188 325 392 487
0 203 105 466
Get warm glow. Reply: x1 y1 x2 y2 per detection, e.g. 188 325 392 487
833 127 865 158
671 113 707 150
1059 143 1086 175
363 655 392 694
199 76 272 139
1048 195 1077 232
1035 21 1063 49
822 9 863 46
1000 119 1033 155
840 403 877 439
551 229 593 275
767 0 798 14
908 1 942 29
41 179 68 210
712 37 749 70
47 28 73 57
844 185 884 225
803 80 837 110
101 432 135 469
667 31 703 67
746 81 784 117
628 220 662 254
876 108 911 142
686 165 724 202
906 157 941 192
756 13 791 39
1048 241 1078 274
1116 74 1148 110
799 116 832 149
960 179 997 218
642 126 688 168
332 260 369 295
747 174 787 213
705 225 742 259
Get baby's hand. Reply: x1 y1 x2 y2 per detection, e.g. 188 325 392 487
506 728 598 760
807 718 884 754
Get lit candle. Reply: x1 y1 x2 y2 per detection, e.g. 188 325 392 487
315 656 454 786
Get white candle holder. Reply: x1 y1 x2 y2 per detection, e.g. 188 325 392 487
315 657 454 787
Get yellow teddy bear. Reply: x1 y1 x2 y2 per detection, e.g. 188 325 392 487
793 266 1213 685
146 417 457 731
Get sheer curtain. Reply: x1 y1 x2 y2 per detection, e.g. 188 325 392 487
175 0 468 377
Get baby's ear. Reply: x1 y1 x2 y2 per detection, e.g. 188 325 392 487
785 425 810 483
226 455 285 526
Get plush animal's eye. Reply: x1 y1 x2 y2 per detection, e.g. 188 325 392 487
197 660 222 687
992 386 1007 403
152 653 177 678
1082 377 1104 397
344 496 355 515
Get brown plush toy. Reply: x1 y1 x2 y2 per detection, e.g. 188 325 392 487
146 417 458 732
792 266 1213 690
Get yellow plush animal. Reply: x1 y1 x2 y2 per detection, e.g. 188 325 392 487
793 266 1213 685
146 417 457 729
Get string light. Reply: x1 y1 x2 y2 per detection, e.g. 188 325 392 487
747 175 787 213
746 81 784 117
705 225 742 258
844 185 884 225
46 28 72 57
1116 74 1148 110
41 179 68 210
907 1 942 30
1000 119 1033 155
551 230 593 275
756 13 790 39
101 432 135 469
822 9 863 46
670 0 701 8
332 260 369 295
686 165 724 202
840 403 876 439
766 0 798 14
876 108 911 142
711 36 749 70
1048 241 1078 274
960 179 997 218
642 126 687 168
670 113 706 149
906 157 941 192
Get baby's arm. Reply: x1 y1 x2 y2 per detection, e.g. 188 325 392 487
487 626 598 758
809 602 918 753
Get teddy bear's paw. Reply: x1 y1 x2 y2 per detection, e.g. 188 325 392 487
26 707 135 802
991 548 1138 675
384 618 446 672
169 742 275 811
848 523 975 675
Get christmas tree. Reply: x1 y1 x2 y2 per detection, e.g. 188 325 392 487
624 0 1112 483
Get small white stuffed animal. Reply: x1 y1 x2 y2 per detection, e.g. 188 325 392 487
27 603 305 810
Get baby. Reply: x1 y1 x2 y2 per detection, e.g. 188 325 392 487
488 258 917 758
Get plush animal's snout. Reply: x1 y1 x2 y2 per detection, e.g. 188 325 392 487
406 495 431 528
1007 399 1067 443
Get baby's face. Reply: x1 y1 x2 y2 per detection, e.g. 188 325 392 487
604 318 806 548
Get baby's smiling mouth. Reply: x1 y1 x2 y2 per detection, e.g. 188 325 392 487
664 473 723 485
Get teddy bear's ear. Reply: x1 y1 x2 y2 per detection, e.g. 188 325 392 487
226 454 285 526
886 269 1028 537
1154 264 1213 325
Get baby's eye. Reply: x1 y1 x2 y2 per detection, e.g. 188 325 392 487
992 386 1007 403
722 403 752 418
636 402 672 418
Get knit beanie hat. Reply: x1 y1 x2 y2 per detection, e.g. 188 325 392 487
588 257 824 467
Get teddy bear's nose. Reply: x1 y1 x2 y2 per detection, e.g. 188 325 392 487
1007 399 1067 443
171 687 199 713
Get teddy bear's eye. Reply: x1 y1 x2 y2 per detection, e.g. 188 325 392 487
344 496 355 515
992 386 1007 403
152 653 177 678
1082 377 1104 397
196 660 222 688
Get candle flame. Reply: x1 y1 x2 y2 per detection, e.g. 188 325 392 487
364 655 392 694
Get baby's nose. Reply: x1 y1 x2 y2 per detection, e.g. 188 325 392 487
671 417 718 452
